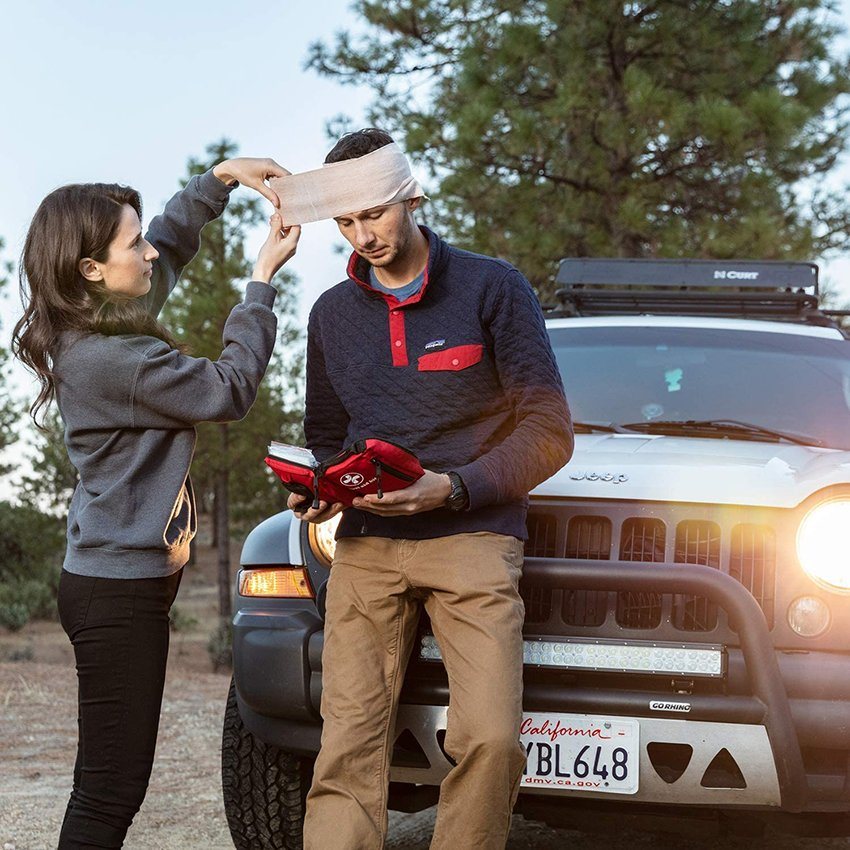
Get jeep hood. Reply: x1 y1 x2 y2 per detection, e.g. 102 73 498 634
532 434 850 508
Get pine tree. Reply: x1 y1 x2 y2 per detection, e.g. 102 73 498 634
0 240 66 630
6 234 81 512
309 0 850 300
0 239 19 476
161 141 303 621
19 405 79 511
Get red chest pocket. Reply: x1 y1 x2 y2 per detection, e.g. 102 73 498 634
417 343 483 372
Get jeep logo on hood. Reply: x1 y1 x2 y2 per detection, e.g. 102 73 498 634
569 472 629 483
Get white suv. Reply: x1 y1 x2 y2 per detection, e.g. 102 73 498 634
222 259 850 848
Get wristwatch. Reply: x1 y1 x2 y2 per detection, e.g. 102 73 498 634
445 471 470 512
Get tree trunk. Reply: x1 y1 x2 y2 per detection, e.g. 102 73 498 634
216 423 232 620
211 491 219 548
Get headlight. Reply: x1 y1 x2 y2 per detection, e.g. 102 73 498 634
308 513 342 566
796 499 850 593
787 596 830 637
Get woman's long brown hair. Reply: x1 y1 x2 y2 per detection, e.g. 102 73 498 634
12 182 183 429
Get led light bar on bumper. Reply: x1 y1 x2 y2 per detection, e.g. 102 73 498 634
420 635 725 677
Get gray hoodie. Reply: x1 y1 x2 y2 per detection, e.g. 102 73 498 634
53 169 278 578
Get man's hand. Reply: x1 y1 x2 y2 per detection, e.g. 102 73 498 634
286 492 344 524
212 157 289 207
253 214 301 282
352 469 452 517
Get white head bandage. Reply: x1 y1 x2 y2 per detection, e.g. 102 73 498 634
269 143 425 225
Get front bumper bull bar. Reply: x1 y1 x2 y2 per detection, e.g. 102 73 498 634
519 558 807 811
234 559 811 811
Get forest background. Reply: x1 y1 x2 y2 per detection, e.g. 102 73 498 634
2 0 850 656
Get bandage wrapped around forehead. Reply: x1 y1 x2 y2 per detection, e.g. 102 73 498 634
269 143 425 225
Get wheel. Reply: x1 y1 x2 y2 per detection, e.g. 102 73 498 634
221 677 313 849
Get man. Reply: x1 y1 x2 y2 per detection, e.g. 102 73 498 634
288 128 573 849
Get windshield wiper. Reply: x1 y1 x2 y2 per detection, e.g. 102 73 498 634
619 419 824 447
572 421 637 434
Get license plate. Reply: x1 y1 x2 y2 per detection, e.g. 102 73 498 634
520 712 639 794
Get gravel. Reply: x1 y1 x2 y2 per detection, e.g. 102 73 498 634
3 659 849 849
2 553 849 850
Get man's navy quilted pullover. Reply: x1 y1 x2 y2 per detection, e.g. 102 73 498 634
305 227 574 540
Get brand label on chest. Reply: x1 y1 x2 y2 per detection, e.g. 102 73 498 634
424 339 446 350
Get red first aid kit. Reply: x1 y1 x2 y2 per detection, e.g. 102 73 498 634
265 438 425 509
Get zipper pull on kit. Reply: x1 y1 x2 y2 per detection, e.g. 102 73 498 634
372 458 384 499
312 468 321 509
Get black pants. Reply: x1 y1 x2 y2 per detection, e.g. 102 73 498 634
56 568 182 849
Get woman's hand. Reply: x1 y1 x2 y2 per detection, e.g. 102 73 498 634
253 214 301 282
213 157 289 207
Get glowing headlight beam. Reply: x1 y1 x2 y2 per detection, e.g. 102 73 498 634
796 499 850 593
308 512 342 566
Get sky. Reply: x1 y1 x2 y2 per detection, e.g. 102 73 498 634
0 0 377 494
2 0 850 493
0 1 374 334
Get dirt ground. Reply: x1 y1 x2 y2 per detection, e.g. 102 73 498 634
2 547 849 850
0 546 235 850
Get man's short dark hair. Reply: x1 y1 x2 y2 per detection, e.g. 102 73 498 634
325 128 395 164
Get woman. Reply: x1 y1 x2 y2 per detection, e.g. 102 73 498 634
12 157 299 849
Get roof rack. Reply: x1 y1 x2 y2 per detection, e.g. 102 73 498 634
548 259 845 329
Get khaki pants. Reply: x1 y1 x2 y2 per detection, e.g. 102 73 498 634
303 532 526 850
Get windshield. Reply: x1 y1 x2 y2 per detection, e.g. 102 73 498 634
548 325 850 450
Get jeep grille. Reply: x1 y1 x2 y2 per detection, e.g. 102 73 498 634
563 516 610 626
617 517 666 629
673 520 722 631
729 523 776 629
522 506 777 635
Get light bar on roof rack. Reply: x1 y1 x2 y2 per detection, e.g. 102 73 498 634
556 258 819 294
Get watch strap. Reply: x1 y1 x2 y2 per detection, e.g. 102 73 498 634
446 471 470 512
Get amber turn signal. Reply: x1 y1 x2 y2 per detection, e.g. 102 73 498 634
238 567 313 598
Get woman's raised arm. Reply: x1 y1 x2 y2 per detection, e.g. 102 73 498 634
143 157 289 318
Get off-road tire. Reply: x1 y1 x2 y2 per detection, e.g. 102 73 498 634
222 678 312 849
